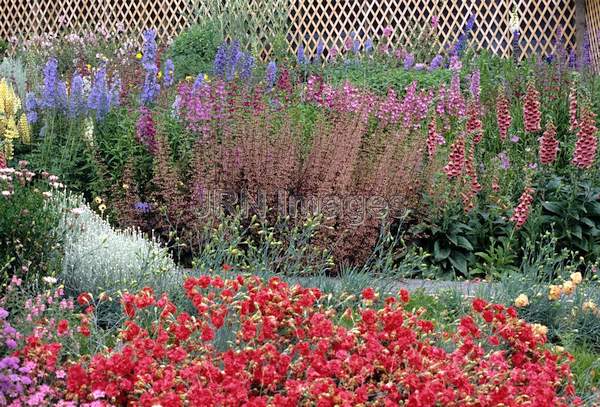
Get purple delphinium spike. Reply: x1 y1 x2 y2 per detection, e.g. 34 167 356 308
40 58 59 109
365 38 373 54
68 73 86 118
213 43 227 78
88 65 112 119
297 44 306 65
193 73 204 92
141 29 158 69
140 65 160 106
316 39 325 62
226 41 242 81
163 58 175 87
240 54 254 81
25 92 38 124
266 61 277 90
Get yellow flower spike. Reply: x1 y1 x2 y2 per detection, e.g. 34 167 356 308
18 114 30 144
570 272 582 285
157 71 163 79
136 52 143 60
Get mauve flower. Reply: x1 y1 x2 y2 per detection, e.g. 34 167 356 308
383 26 393 37
136 107 158 154
510 135 520 143
498 152 510 169
403 53 415 69
429 55 444 70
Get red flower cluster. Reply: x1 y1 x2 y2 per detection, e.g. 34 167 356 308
62 275 578 406
510 187 535 229
426 117 444 158
466 102 483 144
443 134 466 178
496 88 512 140
523 83 542 133
572 107 598 169
539 120 559 165
569 86 578 132
462 143 481 212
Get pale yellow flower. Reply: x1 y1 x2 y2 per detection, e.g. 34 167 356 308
548 285 562 301
583 300 597 313
94 196 102 204
98 203 106 212
570 272 583 285
514 294 529 308
531 323 548 336
562 280 575 295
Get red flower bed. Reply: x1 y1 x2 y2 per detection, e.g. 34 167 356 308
60 275 579 406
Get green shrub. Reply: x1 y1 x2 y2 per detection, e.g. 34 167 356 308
325 63 453 94
165 22 222 80
0 167 63 286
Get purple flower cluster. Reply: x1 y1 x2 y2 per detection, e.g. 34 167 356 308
213 40 255 82
297 44 306 65
40 58 67 111
469 70 480 103
429 54 444 70
31 59 120 122
163 58 175 87
68 74 86 118
87 65 113 120
266 61 278 91
140 29 160 105
25 92 38 124
136 106 158 154
451 13 476 57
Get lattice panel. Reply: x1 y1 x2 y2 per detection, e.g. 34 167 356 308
0 0 587 64
587 0 600 71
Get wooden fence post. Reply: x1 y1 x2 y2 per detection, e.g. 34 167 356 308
575 0 587 59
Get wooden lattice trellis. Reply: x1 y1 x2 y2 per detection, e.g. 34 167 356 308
0 0 597 67
588 0 600 69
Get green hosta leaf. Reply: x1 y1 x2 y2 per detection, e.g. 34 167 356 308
581 217 596 228
542 201 563 215
433 240 450 261
456 236 474 251
448 253 468 275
